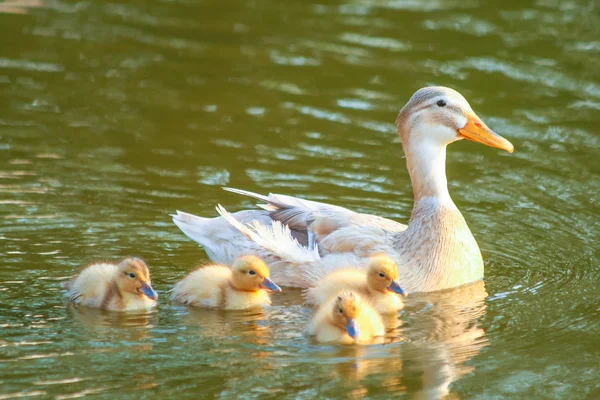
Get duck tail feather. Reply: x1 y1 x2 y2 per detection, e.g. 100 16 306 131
222 187 271 203
216 204 321 264
223 187 289 210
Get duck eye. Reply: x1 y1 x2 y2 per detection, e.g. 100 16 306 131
436 100 446 107
249 270 256 275
379 272 385 278
129 273 136 278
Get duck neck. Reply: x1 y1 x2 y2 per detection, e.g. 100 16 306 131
229 281 258 293
395 139 484 291
404 139 453 205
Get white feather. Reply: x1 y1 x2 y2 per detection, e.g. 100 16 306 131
216 204 320 264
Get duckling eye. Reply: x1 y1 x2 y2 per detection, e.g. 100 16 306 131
249 270 256 275
437 100 446 107
338 308 343 313
129 273 136 279
378 272 385 278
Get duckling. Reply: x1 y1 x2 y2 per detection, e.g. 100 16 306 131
307 291 385 344
63 257 158 311
304 255 407 314
170 255 282 310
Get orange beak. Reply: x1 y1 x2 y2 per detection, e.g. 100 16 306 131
458 113 514 153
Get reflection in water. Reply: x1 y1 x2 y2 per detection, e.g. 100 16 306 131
183 306 275 365
324 282 487 398
382 313 405 343
58 305 160 396
401 282 488 399
67 304 157 349
184 306 273 342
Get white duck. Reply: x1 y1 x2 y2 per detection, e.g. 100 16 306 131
172 86 514 293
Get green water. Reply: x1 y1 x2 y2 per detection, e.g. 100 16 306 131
1 0 599 398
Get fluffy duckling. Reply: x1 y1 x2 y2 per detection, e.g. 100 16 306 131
307 291 385 344
63 257 158 311
304 255 407 314
170 255 282 309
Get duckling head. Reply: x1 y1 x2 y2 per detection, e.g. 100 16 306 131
367 255 407 297
116 257 158 300
231 255 282 292
333 291 363 342
396 86 513 153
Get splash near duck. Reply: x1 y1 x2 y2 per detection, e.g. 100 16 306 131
63 257 158 311
170 255 282 310
172 86 514 293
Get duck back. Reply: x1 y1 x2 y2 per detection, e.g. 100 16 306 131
66 263 116 307
170 265 231 307
305 269 368 306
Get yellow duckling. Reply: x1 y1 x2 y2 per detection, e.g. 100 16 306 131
304 255 407 314
170 255 282 309
63 257 158 311
307 291 385 344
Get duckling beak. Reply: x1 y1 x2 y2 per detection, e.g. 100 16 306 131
388 280 407 297
458 113 514 153
140 283 158 300
260 277 282 292
346 319 360 341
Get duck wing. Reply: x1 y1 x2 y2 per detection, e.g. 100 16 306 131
170 266 230 307
172 208 279 263
64 263 116 307
222 187 407 254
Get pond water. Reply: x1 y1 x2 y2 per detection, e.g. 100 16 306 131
1 0 599 398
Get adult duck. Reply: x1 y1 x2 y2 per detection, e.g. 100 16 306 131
172 86 514 293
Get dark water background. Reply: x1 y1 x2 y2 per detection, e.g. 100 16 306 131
1 0 599 398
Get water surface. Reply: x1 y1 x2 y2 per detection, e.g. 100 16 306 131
1 0 599 398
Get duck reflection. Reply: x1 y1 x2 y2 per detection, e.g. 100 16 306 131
183 305 275 361
401 280 488 399
184 307 272 345
65 304 159 393
332 345 404 380
66 303 157 349
326 281 488 399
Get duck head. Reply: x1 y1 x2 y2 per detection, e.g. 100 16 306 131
117 257 158 300
333 292 363 342
366 254 407 296
396 86 514 153
231 255 282 292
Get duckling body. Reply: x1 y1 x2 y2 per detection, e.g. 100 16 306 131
305 255 407 314
307 291 384 344
63 258 158 311
170 255 281 310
